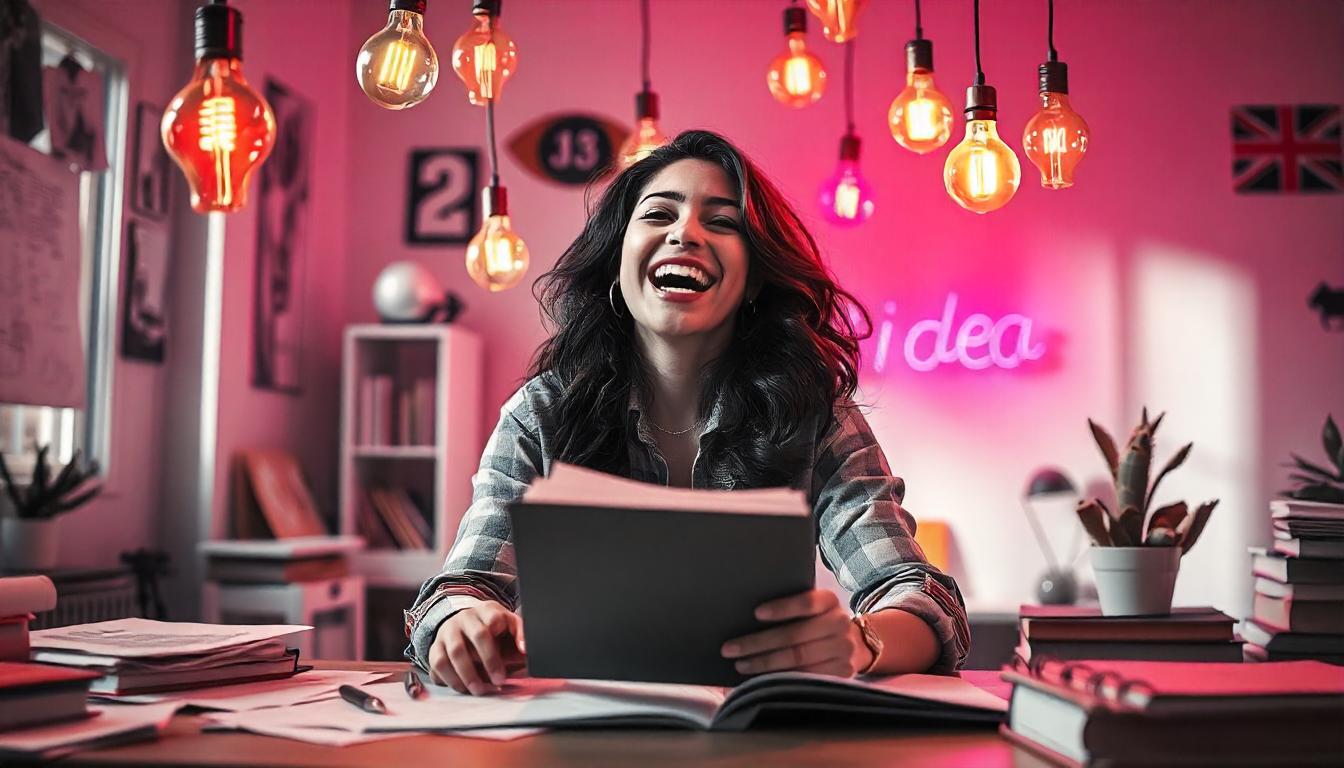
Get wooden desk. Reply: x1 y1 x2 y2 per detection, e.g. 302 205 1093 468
69 662 1050 768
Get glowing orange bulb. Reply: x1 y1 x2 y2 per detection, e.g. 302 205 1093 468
356 3 439 110
1022 63 1089 189
887 41 952 153
619 91 668 168
451 2 517 106
466 187 529 292
766 8 826 108
804 0 868 43
163 59 274 214
944 86 1020 214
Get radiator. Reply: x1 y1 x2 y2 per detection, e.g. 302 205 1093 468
30 570 139 630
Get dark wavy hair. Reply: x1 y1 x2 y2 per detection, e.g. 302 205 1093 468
528 129 870 488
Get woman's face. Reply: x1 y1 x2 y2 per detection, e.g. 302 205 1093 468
618 159 749 342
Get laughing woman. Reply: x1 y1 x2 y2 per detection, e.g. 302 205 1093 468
404 130 969 695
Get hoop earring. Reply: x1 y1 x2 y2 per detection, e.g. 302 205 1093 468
608 280 625 318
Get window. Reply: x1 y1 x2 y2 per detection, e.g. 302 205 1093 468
0 21 127 482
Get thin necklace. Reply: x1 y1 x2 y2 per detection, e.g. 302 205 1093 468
646 416 700 436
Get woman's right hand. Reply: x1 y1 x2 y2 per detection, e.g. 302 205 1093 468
427 599 527 695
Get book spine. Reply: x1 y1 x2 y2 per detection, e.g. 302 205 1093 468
1005 657 1150 712
359 376 374 446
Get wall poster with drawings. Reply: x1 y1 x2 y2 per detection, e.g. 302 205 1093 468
252 78 311 394
0 134 86 408
405 148 478 245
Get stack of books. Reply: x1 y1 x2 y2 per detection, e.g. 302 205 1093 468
1001 658 1344 766
359 486 432 550
1245 499 1344 664
1015 605 1242 663
0 575 56 661
29 618 309 696
200 536 363 584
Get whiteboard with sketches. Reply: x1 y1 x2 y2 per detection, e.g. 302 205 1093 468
0 134 86 409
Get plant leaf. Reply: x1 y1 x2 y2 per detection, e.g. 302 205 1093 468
31 444 50 498
48 484 102 516
1145 528 1177 546
1145 442 1192 516
0 452 25 513
1178 500 1217 554
1147 501 1188 540
1290 454 1339 482
1076 499 1112 546
1150 411 1166 435
1119 505 1143 545
1088 419 1120 478
1324 416 1342 477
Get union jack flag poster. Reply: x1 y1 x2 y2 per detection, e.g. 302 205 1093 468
1231 105 1341 194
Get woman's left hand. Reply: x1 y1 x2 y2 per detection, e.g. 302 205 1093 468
721 589 870 678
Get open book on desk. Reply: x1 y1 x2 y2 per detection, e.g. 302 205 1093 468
207 671 1006 736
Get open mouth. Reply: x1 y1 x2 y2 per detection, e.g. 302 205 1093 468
648 263 715 294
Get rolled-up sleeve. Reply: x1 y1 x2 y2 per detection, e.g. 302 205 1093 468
402 387 545 670
810 403 970 674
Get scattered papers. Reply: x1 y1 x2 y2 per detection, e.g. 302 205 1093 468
202 718 540 746
0 702 179 760
91 670 387 712
30 618 310 658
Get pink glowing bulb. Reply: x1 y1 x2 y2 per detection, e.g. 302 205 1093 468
817 135 874 226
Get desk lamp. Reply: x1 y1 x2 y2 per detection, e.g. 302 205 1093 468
1022 467 1080 605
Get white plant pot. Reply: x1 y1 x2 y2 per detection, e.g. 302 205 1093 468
1091 545 1180 616
1 517 60 571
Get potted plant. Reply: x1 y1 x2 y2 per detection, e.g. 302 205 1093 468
1075 409 1217 616
1281 415 1343 505
0 445 101 571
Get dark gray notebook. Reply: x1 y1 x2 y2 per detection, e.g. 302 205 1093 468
508 464 815 687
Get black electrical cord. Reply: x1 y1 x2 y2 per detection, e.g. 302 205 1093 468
915 0 923 40
1047 0 1058 62
973 0 984 86
640 0 651 92
844 40 855 135
486 98 499 187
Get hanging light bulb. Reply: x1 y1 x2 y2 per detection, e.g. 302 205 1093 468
356 0 439 110
817 134 874 226
887 2 953 154
944 84 1020 213
451 0 518 106
766 5 826 108
162 0 275 214
466 186 529 292
1022 1 1090 189
803 0 868 43
618 91 667 167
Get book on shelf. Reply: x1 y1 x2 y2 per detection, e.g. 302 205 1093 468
1000 657 1344 767
30 619 310 696
1272 535 1344 558
1270 498 1344 522
0 661 100 731
365 487 431 550
358 374 395 446
1252 592 1344 634
1240 618 1344 656
356 496 397 549
206 555 349 584
231 450 328 539
1254 576 1344 601
1250 547 1344 584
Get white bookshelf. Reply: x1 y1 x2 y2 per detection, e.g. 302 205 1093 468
339 324 483 589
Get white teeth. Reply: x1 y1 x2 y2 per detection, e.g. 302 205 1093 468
652 263 710 288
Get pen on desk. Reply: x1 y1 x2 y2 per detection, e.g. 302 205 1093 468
339 684 387 714
404 669 427 700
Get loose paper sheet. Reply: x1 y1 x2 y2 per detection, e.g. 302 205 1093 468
30 618 311 658
0 134 86 408
91 670 387 712
0 702 180 758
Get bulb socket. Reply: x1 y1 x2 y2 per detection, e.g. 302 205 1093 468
472 0 501 16
482 185 508 218
905 38 933 72
783 6 807 35
389 0 426 14
636 90 660 121
1038 61 1068 94
839 134 861 162
195 1 243 61
964 84 998 120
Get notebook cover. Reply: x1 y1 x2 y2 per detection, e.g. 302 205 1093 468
0 661 101 692
510 501 814 687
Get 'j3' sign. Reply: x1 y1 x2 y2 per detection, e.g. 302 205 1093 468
859 293 1047 373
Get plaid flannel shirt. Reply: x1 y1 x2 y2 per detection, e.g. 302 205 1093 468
404 373 971 674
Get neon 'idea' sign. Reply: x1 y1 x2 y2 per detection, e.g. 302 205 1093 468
863 293 1047 373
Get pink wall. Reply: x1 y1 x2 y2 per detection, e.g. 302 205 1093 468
343 0 1344 616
